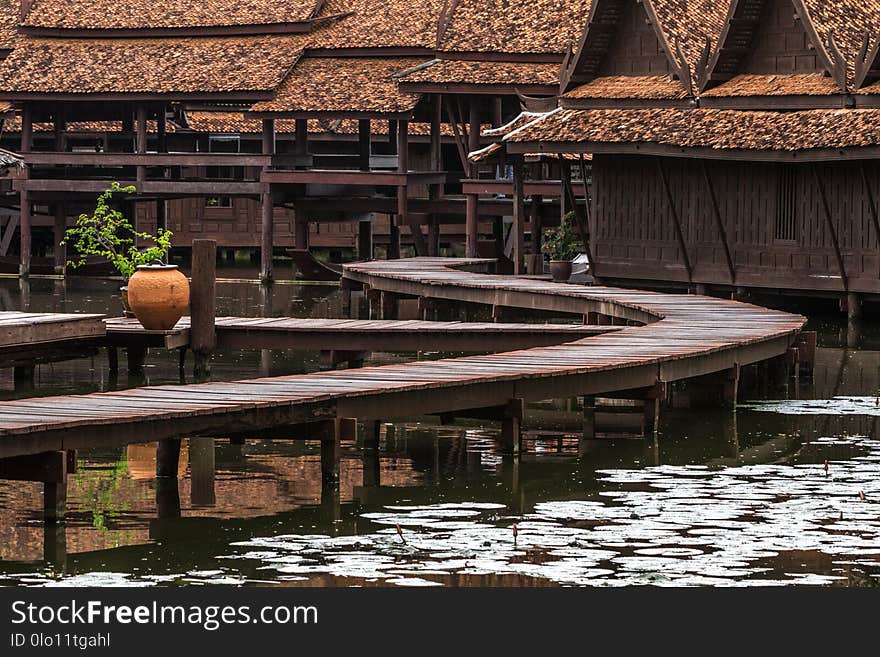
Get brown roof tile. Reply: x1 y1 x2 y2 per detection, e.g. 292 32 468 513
700 73 841 97
0 0 22 51
2 117 176 132
0 35 306 94
439 0 591 55
504 107 880 151
398 59 559 86
564 75 689 99
655 0 727 84
308 0 443 50
801 0 880 87
251 57 423 115
22 0 323 30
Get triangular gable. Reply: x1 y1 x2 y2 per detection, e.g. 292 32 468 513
701 0 841 92
560 0 688 94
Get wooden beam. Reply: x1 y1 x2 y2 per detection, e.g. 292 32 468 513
19 189 30 278
700 161 736 284
811 163 848 291
656 158 693 282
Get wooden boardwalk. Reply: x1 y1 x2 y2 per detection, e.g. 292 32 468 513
104 316 619 353
0 311 105 369
0 258 806 459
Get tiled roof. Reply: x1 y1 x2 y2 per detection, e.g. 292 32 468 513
700 73 841 97
656 0 728 84
0 0 22 51
183 111 477 137
801 0 880 86
1 117 176 132
308 0 443 50
251 57 423 115
0 35 306 94
439 0 592 55
564 75 689 100
398 60 559 86
503 107 880 151
22 0 323 30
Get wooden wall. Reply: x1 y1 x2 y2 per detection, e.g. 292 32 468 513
598 0 672 76
746 0 821 75
592 153 880 294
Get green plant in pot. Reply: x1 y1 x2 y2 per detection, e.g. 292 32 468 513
63 183 189 330
542 212 580 282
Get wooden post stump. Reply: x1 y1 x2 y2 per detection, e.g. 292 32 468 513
191 239 217 379
500 398 524 454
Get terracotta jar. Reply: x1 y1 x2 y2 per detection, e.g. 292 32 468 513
126 264 190 330
549 260 573 283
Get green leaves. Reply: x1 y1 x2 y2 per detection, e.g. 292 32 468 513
62 183 174 279
541 212 579 261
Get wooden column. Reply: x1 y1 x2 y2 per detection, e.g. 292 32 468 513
261 118 276 283
428 94 443 256
512 157 526 275
135 105 147 184
465 99 480 258
320 419 343 486
21 102 32 153
500 398 524 454
358 119 371 171
393 119 409 259
157 107 167 153
19 189 30 278
191 239 217 378
358 219 373 261
295 118 308 158
53 205 66 275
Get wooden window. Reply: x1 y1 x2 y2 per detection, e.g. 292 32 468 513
775 165 797 242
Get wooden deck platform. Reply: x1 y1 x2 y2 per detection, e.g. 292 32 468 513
0 311 105 368
104 316 619 353
0 258 806 459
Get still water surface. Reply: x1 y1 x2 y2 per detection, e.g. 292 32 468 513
0 272 878 587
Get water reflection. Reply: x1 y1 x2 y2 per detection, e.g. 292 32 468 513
0 276 878 586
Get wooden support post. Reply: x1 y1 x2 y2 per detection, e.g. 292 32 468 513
381 291 398 320
364 420 381 450
295 118 308 157
582 396 596 440
107 346 119 377
844 292 862 320
500 398 524 454
366 285 381 318
428 95 443 257
191 239 216 378
260 191 274 283
723 365 740 410
156 438 181 478
363 449 380 488
320 419 342 485
388 218 401 260
44 480 67 524
512 158 526 275
465 99 481 259
492 96 503 128
643 381 666 437
358 119 371 171
294 211 309 250
135 105 147 184
13 363 34 390
358 219 373 261
418 296 436 320
21 102 32 153
155 477 181 519
19 189 31 279
796 331 817 376
157 108 167 153
126 345 146 375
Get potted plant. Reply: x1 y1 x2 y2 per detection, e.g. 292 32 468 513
63 182 189 330
542 212 580 282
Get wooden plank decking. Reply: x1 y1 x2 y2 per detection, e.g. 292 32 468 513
0 258 807 458
0 311 106 368
104 316 620 352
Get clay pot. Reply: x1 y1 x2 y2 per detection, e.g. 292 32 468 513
549 260 573 283
126 264 190 330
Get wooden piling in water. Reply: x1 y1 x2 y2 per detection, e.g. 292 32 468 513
156 438 181 478
190 239 217 378
320 419 342 485
500 398 524 454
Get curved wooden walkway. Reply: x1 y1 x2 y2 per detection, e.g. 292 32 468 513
0 258 805 459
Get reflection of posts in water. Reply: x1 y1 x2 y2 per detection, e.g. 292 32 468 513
189 437 216 507
156 438 182 518
320 480 342 530
500 454 522 515
724 411 739 459
43 521 67 569
362 421 381 488
260 280 274 377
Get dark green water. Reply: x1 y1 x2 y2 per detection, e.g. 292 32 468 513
0 273 878 587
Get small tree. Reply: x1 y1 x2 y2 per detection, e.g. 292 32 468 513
542 212 580 261
62 182 173 280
